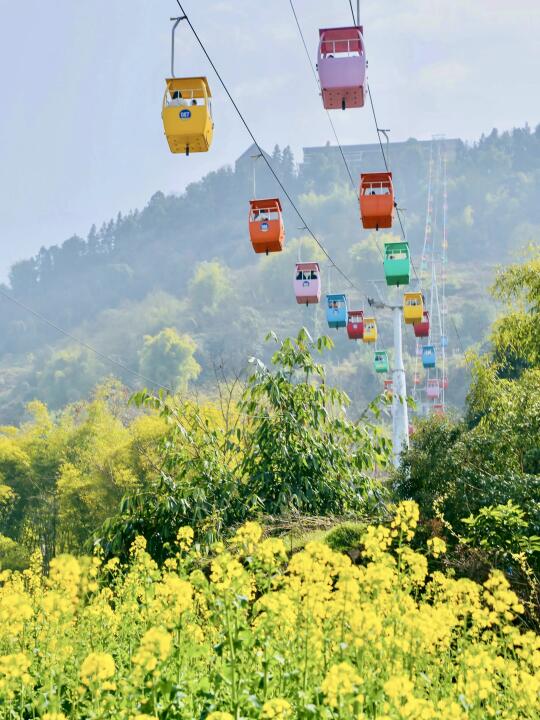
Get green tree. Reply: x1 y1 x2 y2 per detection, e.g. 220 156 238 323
490 248 540 376
138 328 200 392
188 260 232 313
99 330 390 562
35 346 104 409
239 329 389 515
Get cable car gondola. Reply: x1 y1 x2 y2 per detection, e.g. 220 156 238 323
249 199 285 254
363 317 377 343
413 311 430 338
163 77 214 155
326 293 348 329
383 241 410 286
426 378 440 399
294 263 321 305
403 292 424 324
163 17 213 155
374 350 389 373
347 310 364 339
317 26 366 110
422 345 436 369
360 172 394 230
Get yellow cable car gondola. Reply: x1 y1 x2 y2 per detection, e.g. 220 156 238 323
162 77 213 155
162 18 214 156
403 291 424 324
362 317 377 343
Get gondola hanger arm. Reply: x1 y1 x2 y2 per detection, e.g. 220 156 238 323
170 16 187 78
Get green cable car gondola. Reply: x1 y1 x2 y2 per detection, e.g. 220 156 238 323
374 350 389 373
383 241 410 286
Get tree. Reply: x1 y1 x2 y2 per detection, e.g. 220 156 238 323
35 346 104 409
0 388 170 568
138 328 200 392
98 330 390 562
490 249 540 376
188 260 232 313
239 329 390 516
394 254 540 590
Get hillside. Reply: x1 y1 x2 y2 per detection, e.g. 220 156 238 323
0 124 539 422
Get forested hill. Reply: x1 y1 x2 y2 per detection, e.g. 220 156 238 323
0 124 539 422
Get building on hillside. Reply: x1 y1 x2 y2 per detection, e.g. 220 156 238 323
300 138 460 174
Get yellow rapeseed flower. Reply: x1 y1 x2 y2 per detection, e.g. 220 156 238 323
390 500 419 542
80 652 115 686
0 652 32 696
427 536 447 558
260 698 292 718
322 662 363 708
176 526 194 552
132 627 172 673
231 521 263 554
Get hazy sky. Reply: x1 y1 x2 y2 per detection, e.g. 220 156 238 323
1 0 539 280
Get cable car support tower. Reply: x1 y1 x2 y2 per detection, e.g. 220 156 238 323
413 137 449 415
368 286 409 468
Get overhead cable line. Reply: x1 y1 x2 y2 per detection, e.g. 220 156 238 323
175 0 363 296
287 0 387 271
0 288 174 394
348 0 357 25
365 74 420 283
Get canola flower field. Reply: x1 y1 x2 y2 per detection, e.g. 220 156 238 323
0 502 539 719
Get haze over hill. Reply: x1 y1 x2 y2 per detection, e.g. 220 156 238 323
0 125 538 423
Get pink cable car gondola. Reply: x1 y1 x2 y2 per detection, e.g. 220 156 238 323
317 26 366 110
294 262 321 305
426 379 440 399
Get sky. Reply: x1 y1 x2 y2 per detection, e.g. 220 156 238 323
0 0 539 280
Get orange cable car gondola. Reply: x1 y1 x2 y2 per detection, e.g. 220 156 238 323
360 172 394 230
249 199 285 255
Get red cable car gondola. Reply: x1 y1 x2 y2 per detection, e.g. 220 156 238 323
360 172 394 230
413 311 430 338
347 310 364 340
249 199 285 255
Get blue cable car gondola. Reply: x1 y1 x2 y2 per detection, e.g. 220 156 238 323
422 345 436 369
326 293 348 329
